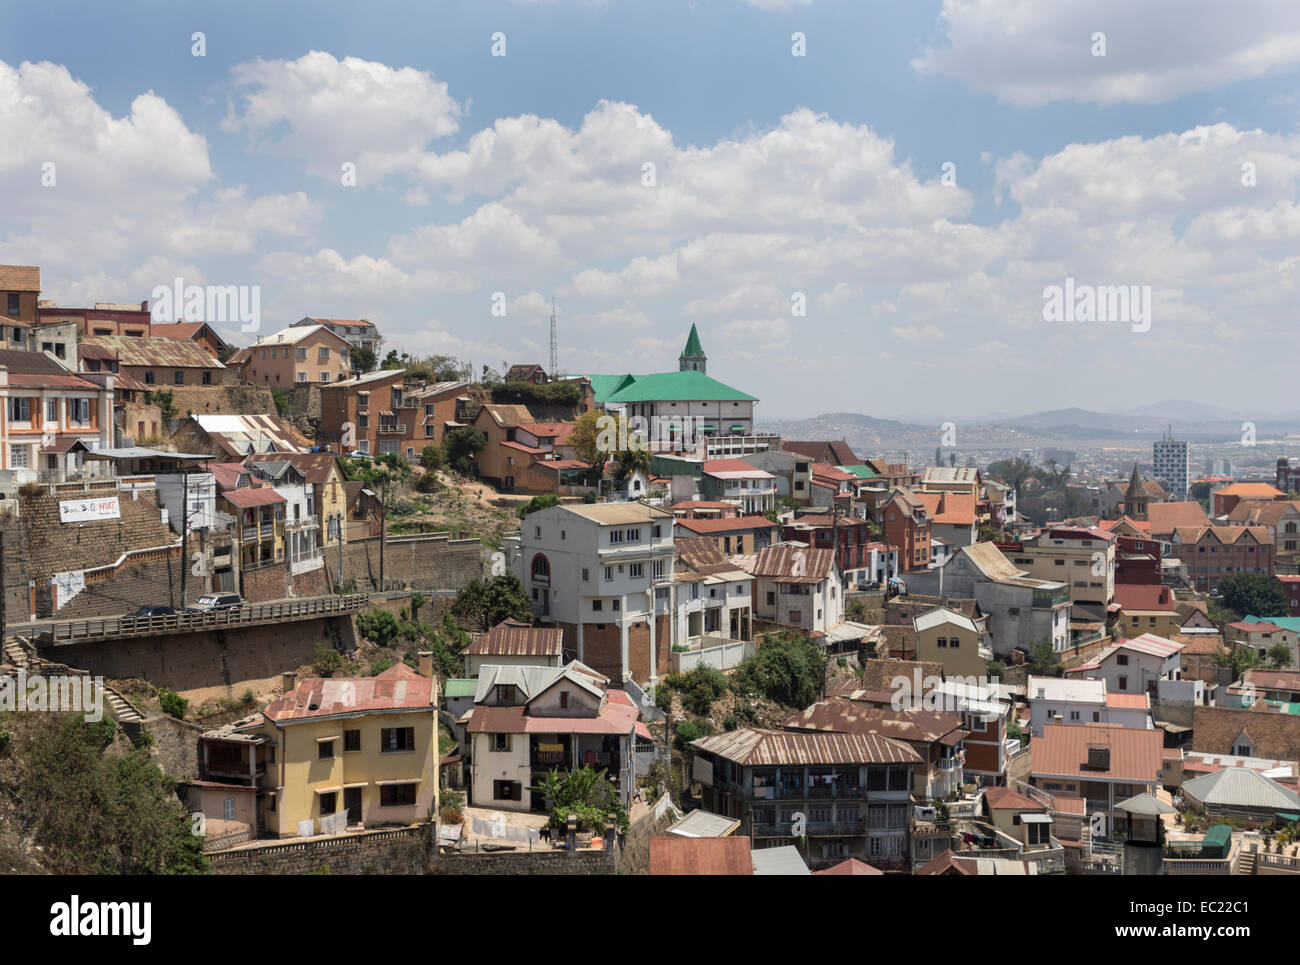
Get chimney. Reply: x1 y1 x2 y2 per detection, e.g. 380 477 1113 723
417 651 433 678
282 670 298 693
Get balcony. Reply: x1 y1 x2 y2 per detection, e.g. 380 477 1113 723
378 423 406 434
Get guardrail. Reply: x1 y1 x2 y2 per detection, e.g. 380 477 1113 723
16 592 371 645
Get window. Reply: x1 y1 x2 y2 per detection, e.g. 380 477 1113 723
493 780 520 801
493 733 512 752
592 600 603 611
1117 676 1128 691
202 371 212 386
174 370 185 385
358 392 369 409
627 528 640 541
319 740 334 760
652 524 662 538
629 563 643 578
70 399 90 423
937 637 948 648
296 347 307 359
8 397 29 422
612 599 621 611
223 797 236 821
531 554 550 586
1116 654 1129 666
318 347 330 362
344 729 361 752
6 294 17 316
320 792 337 815
297 371 307 382
380 783 417 807
609 529 623 544
559 691 569 709
380 727 415 752
45 399 57 423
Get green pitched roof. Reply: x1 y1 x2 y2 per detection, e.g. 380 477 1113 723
443 678 478 698
581 373 638 404
838 464 879 479
603 370 755 404
681 323 705 359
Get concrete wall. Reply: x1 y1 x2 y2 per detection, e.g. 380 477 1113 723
325 534 483 592
35 616 357 701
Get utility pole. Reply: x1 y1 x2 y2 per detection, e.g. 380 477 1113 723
378 479 387 591
335 513 344 595
179 467 188 607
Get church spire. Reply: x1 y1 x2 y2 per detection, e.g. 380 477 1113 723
679 323 707 374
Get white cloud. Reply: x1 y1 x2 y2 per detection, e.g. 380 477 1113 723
223 51 461 183
914 0 1300 106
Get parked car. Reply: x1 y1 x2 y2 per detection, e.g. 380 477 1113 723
188 593 243 612
346 450 370 459
133 605 176 617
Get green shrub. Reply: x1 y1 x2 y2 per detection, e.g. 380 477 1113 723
159 689 189 720
312 642 344 677
673 717 714 753
356 608 401 648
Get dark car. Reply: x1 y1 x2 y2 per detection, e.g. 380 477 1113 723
133 605 176 617
188 593 243 612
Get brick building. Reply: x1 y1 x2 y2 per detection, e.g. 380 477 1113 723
1169 524 1273 593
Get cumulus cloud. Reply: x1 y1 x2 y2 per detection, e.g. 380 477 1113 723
914 0 1300 106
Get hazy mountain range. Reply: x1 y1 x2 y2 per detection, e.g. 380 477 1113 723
759 401 1300 450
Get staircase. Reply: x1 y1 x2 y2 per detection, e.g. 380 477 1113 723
3 635 37 671
99 683 146 725
1236 849 1257 875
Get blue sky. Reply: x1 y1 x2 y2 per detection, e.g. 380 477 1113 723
3 0 1300 420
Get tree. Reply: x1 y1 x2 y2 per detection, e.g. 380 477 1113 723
568 410 604 468
659 666 728 716
452 573 532 632
518 494 561 519
419 444 446 472
1027 638 1061 675
381 350 402 369
356 608 401 648
731 630 826 709
1267 642 1294 669
349 346 376 373
986 457 1035 498
443 426 486 475
1219 574 1288 619
530 766 629 834
145 390 178 422
6 715 208 874
270 388 292 418
977 522 1002 543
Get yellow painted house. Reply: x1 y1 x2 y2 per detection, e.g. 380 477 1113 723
196 660 440 839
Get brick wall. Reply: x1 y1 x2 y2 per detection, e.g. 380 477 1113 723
290 565 328 598
429 848 613 875
242 564 287 602
47 553 204 619
579 622 622 680
325 534 482 592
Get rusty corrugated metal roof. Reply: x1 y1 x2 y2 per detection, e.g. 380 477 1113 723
466 618 562 657
692 727 920 766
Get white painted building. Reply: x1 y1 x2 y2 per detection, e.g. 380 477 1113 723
1027 676 1153 737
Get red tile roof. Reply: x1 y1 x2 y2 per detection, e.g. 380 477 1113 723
814 857 883 876
983 787 1046 811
